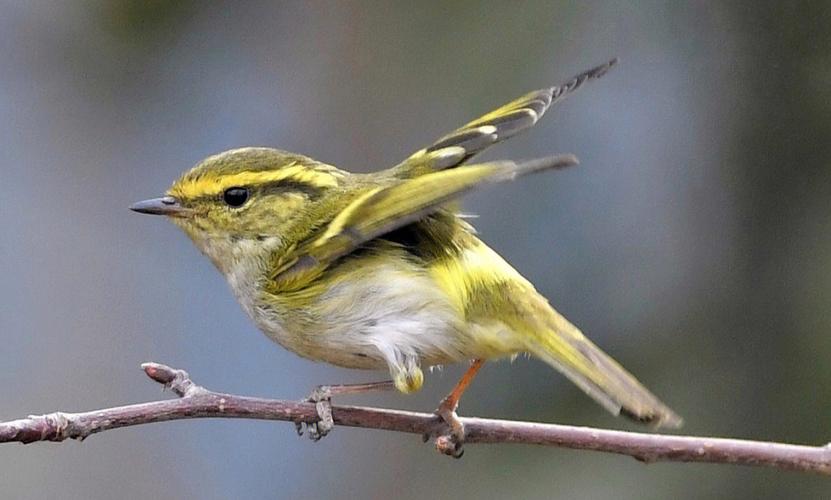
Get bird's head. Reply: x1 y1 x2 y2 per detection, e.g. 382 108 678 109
131 147 345 273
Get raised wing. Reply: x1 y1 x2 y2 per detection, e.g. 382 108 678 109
391 58 617 179
270 154 578 289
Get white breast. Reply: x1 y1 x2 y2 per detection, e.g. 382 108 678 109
242 266 469 372
209 235 475 378
309 265 469 368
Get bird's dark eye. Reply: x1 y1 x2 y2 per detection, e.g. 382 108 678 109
222 187 250 207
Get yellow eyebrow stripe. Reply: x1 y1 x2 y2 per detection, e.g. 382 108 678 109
172 163 340 199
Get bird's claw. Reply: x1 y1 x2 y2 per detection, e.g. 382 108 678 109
434 406 466 459
295 386 334 441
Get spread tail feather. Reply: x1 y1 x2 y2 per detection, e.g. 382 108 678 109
525 307 682 428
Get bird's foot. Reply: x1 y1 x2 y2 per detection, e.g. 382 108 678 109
433 399 466 458
425 358 483 458
295 386 334 441
294 380 396 441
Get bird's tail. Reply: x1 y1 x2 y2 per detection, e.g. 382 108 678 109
521 302 682 428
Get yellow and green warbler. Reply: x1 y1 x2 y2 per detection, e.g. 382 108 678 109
132 59 681 454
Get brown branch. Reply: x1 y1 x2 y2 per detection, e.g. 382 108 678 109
1 363 829 475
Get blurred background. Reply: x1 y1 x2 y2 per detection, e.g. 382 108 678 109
2 1 830 498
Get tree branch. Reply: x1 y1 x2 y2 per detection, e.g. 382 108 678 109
1 362 829 475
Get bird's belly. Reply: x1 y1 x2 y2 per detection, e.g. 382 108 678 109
243 265 474 370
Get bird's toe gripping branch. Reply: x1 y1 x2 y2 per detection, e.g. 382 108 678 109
433 404 467 458
427 358 485 459
295 386 335 441
294 380 397 441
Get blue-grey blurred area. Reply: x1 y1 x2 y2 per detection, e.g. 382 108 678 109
2 1 830 498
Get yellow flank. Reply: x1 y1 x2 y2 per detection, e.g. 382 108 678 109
428 236 522 316
171 163 341 199
427 237 528 358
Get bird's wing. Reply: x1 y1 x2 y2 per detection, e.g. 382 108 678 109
390 59 617 179
269 154 577 289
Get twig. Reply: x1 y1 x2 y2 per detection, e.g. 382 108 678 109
1 362 829 475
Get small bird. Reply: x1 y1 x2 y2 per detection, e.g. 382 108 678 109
132 59 681 456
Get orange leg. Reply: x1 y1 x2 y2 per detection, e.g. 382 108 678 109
435 359 484 458
438 359 484 413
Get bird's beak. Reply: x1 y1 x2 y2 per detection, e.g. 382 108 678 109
129 196 192 217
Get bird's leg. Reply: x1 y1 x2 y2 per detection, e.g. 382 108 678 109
433 359 484 458
296 380 395 441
